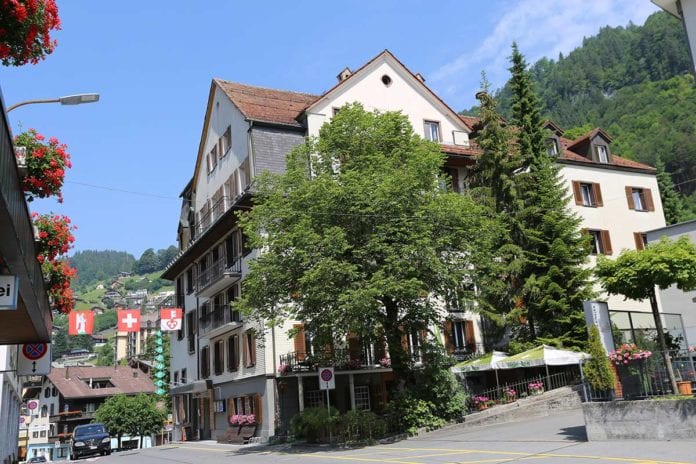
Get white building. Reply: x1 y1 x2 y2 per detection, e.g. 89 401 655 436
163 50 665 442
0 346 21 463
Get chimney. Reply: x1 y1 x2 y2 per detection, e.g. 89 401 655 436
415 73 426 83
337 67 352 82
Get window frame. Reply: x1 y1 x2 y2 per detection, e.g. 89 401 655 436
596 145 609 163
423 120 441 142
227 334 239 372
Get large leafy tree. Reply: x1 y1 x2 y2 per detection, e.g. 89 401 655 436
596 236 696 395
95 393 166 448
236 104 502 387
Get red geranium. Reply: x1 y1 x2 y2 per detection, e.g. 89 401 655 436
42 259 76 313
0 0 60 66
33 212 75 261
14 129 71 202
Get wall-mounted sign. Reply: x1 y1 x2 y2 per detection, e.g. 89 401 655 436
582 300 615 354
0 275 19 310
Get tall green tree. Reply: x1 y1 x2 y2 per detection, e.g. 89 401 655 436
236 104 502 389
508 44 593 348
133 248 161 274
656 157 688 225
95 393 165 448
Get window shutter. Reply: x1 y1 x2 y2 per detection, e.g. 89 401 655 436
644 188 655 211
625 186 635 210
572 181 582 205
375 334 386 360
254 395 262 424
243 334 248 367
443 321 454 354
601 230 613 255
348 332 361 359
634 232 645 250
593 183 603 207
293 324 306 361
464 320 475 351
250 334 256 366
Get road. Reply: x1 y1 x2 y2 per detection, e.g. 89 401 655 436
79 410 696 464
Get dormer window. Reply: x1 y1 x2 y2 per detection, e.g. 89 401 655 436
546 138 559 157
424 120 441 142
596 145 609 163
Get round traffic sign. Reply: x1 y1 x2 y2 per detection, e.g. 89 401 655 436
320 369 333 382
22 343 47 361
27 400 39 410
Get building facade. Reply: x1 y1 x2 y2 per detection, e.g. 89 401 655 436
163 50 665 442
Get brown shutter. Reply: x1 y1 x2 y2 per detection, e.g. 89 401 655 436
572 181 582 205
293 324 306 361
634 232 645 250
254 395 262 424
375 335 386 360
443 321 454 354
593 183 603 207
601 230 613 255
645 188 655 211
348 332 361 359
250 333 256 366
243 334 248 367
625 186 635 210
464 321 475 351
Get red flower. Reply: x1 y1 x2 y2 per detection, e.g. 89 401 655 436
0 0 61 66
15 129 70 201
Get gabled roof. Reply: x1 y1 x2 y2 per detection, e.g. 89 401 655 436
559 136 655 172
565 127 613 150
47 366 155 399
215 79 319 128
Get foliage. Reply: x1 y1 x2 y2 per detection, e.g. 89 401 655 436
33 213 75 261
0 0 60 66
14 128 70 202
95 394 165 446
609 343 652 366
131 246 177 274
70 250 135 289
584 325 616 392
236 103 503 387
656 157 688 225
290 407 387 444
42 259 77 313
596 236 696 300
94 341 114 366
290 406 339 443
384 394 445 435
94 310 117 332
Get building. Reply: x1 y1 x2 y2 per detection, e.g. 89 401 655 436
115 311 159 362
18 377 51 462
162 50 666 442
653 0 696 73
44 366 156 459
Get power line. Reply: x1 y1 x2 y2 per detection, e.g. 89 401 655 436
66 181 179 200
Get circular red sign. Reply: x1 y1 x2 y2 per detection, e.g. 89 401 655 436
22 343 47 360
320 369 333 382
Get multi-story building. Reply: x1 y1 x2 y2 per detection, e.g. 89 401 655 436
163 50 665 442
115 311 159 362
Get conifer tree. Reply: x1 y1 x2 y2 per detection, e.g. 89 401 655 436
656 157 688 225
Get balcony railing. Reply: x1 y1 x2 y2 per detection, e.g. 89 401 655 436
196 256 242 295
279 347 388 374
198 304 242 335
450 343 485 362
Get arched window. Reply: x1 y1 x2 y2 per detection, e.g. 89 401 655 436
44 388 50 398
51 387 57 397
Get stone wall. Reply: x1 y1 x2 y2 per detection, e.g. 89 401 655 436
583 399 696 440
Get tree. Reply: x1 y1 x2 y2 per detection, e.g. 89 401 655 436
236 103 502 391
595 236 696 394
95 395 132 448
507 44 593 348
584 325 615 392
156 246 179 268
129 394 167 448
95 394 165 449
94 341 114 366
656 157 688 225
133 248 160 274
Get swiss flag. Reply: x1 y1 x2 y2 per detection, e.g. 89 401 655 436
160 308 183 332
117 309 141 332
68 310 94 335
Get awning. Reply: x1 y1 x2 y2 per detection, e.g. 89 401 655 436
452 351 508 373
169 379 212 395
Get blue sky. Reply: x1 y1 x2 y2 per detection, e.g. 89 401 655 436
2 0 660 259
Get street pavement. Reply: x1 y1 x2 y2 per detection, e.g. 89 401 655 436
83 409 695 464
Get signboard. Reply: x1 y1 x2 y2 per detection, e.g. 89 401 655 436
69 310 94 335
0 275 19 310
583 300 615 354
17 343 51 375
26 400 38 411
318 367 335 390
117 309 141 332
160 308 182 331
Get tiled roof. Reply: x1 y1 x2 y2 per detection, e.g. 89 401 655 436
458 115 481 131
48 366 156 399
441 143 482 156
559 136 655 172
215 79 319 127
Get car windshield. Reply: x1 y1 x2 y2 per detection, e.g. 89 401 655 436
75 424 105 437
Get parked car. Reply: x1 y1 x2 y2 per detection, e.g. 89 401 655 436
27 457 47 463
70 423 111 459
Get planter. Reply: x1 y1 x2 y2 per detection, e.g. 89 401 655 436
476 404 489 411
677 380 692 395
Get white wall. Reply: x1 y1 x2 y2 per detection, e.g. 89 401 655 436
682 0 696 75
0 346 20 464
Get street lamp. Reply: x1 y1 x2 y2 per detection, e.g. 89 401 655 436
7 93 100 113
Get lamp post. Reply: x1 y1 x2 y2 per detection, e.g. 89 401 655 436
7 93 100 113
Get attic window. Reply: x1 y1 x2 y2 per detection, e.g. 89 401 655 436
597 145 609 163
381 75 392 87
82 378 114 389
546 138 559 157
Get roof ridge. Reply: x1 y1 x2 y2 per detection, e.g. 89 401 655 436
214 78 319 98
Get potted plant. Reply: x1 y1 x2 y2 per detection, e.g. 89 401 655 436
14 129 71 202
472 395 491 411
528 381 544 395
609 343 652 399
503 387 517 403
0 0 61 66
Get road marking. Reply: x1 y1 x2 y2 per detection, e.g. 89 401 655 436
167 445 228 453
297 453 423 464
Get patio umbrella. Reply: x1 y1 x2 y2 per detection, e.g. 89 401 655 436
452 351 508 390
495 345 591 387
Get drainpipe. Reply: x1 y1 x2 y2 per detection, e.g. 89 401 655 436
247 120 255 184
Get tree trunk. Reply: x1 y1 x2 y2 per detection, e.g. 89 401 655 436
382 297 410 391
649 288 679 394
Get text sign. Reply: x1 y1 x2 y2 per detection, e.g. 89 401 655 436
0 275 19 310
318 367 335 390
583 300 615 354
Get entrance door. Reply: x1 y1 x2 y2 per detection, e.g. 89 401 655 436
199 397 211 440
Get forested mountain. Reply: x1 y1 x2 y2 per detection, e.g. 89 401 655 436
70 250 135 288
464 11 696 215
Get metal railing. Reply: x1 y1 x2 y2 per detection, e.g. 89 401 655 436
469 371 577 410
450 343 486 362
199 304 242 335
196 256 242 294
279 347 388 374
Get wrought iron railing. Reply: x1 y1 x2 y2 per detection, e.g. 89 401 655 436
469 371 577 411
279 348 388 374
196 256 242 294
199 304 242 335
450 343 485 362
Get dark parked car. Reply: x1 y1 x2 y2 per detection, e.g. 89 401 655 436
27 457 47 464
70 423 111 459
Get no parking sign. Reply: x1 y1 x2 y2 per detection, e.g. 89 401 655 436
18 343 51 375
318 367 335 390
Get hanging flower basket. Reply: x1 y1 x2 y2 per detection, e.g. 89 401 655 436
0 0 61 66
33 212 75 261
14 129 71 202
42 259 77 313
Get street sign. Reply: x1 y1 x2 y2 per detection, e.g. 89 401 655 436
0 275 19 310
26 400 38 411
318 367 335 390
18 343 51 375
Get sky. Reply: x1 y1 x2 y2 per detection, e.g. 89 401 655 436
2 0 660 259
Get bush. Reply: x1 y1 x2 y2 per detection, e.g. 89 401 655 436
585 325 616 392
290 407 339 443
410 343 467 421
384 394 445 435
335 410 386 444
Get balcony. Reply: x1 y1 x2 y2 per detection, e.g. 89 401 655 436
450 343 485 362
198 304 242 337
196 256 242 298
279 348 389 375
49 410 96 423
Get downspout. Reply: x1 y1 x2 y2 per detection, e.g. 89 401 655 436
247 120 255 185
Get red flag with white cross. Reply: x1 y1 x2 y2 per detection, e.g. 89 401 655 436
160 308 183 332
117 309 141 332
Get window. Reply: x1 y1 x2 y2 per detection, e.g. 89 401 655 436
597 145 609 163
41 405 47 417
40 430 46 438
210 145 218 171
354 385 371 411
181 368 187 384
227 285 241 323
186 312 196 353
219 126 231 158
186 267 194 294
177 312 185 341
625 187 654 212
587 229 613 255
52 387 57 397
546 138 559 157
173 371 179 385
572 181 602 207
49 403 54 416
305 390 325 408
243 331 256 368
227 334 239 372
634 232 648 250
332 107 341 116
214 340 224 375
444 167 460 193
201 346 210 378
44 388 50 398
423 120 440 142
32 431 39 438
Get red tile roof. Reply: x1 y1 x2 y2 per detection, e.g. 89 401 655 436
441 143 482 156
48 366 156 399
215 79 319 127
559 136 655 172
458 115 481 131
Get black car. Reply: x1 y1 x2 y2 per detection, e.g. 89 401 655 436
70 423 111 459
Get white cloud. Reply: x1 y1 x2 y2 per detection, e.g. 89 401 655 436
432 0 660 108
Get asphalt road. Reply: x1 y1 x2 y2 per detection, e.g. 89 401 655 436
80 409 696 464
